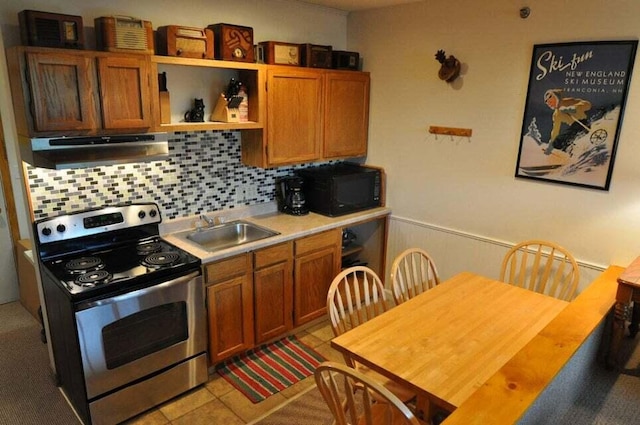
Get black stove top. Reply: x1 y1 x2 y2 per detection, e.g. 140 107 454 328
42 236 201 297
35 203 201 299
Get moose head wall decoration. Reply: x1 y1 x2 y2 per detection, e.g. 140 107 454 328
435 49 461 82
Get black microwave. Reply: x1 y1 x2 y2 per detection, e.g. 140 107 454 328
296 163 382 217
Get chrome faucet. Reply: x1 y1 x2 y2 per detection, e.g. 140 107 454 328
200 214 223 228
200 214 215 227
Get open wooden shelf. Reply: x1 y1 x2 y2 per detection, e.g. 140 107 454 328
342 244 364 258
158 121 262 132
151 55 265 133
151 55 264 71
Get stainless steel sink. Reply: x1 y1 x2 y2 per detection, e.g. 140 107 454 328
181 220 279 252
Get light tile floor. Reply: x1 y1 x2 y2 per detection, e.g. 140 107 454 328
125 319 344 425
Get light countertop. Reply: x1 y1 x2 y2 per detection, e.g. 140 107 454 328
161 202 391 263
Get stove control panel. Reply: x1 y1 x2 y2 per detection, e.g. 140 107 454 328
35 203 162 244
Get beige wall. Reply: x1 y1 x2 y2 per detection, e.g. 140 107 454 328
350 0 640 280
0 0 347 48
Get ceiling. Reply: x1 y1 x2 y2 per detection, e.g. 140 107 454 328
295 0 424 12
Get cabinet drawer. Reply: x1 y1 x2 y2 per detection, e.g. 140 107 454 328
204 253 251 284
254 242 293 269
295 229 341 257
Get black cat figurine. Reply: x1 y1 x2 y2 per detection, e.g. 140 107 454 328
184 98 205 122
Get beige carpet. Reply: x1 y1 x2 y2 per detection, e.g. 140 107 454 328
0 302 79 425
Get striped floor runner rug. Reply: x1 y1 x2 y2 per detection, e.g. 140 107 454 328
216 335 326 403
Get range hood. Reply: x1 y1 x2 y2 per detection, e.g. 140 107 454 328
21 133 169 170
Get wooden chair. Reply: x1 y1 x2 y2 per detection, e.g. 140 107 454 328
314 362 424 425
390 248 440 305
327 266 415 403
499 239 579 301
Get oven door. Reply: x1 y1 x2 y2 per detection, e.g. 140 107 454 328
75 270 206 400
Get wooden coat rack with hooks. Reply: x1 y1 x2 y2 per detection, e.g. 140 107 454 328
429 126 472 137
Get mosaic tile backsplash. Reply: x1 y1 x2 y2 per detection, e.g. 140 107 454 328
27 131 338 221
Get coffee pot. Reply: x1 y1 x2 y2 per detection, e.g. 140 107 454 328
277 176 308 216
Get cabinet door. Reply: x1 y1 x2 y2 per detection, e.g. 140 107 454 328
266 68 323 165
205 255 254 364
323 71 370 159
26 51 97 132
254 243 293 344
294 230 341 326
97 55 152 129
254 262 293 343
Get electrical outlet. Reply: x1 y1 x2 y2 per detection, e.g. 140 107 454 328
246 186 258 199
235 185 246 203
234 185 258 203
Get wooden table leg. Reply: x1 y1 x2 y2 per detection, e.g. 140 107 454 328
607 285 633 369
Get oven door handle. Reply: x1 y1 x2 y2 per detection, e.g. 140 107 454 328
76 270 201 311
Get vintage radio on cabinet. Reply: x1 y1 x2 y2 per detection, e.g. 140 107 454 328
209 23 254 62
18 10 84 49
156 26 213 59
332 50 360 70
259 41 301 66
300 44 332 68
95 16 154 54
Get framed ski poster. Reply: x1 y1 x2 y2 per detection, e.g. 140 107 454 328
515 40 637 190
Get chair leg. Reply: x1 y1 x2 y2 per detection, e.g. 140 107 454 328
415 395 431 422
432 410 450 425
629 302 640 338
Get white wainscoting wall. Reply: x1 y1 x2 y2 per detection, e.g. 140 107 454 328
386 215 607 296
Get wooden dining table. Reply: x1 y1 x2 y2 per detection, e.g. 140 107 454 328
330 271 569 418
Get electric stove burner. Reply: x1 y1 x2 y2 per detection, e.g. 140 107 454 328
37 204 202 299
66 257 104 274
137 242 162 255
143 252 181 268
76 270 113 287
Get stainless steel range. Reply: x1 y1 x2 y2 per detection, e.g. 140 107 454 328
35 203 208 425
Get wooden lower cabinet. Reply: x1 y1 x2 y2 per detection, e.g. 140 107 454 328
253 242 294 344
205 229 343 363
205 254 254 364
293 229 342 326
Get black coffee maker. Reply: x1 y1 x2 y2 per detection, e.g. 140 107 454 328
277 176 308 216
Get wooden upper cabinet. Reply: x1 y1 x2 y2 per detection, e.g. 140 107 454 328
242 67 370 168
323 71 370 159
266 68 323 165
97 56 152 129
25 51 97 132
7 46 152 137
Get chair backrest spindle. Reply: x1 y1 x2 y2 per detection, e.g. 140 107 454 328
315 362 422 425
499 240 579 301
390 248 440 304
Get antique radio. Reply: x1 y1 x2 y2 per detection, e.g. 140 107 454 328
300 44 332 68
332 50 360 70
156 26 213 59
95 16 154 54
18 10 84 49
259 41 301 66
209 23 254 62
